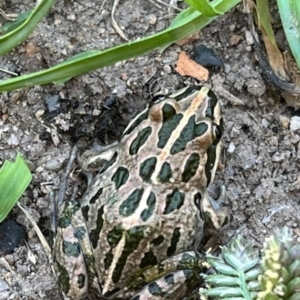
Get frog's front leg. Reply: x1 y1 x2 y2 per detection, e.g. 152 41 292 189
53 201 100 300
203 187 232 232
125 251 207 300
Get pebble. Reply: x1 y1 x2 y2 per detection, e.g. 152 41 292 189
227 142 236 153
290 116 300 131
272 152 285 162
148 14 157 25
0 279 9 292
7 134 18 146
279 115 290 128
245 30 254 45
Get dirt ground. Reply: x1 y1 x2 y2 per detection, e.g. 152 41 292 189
0 0 299 299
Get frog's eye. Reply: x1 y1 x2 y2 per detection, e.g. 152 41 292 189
212 123 222 143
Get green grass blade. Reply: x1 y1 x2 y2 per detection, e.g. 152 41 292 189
277 0 300 69
0 0 57 56
0 10 33 34
0 0 241 92
256 0 277 45
183 0 222 16
0 153 32 222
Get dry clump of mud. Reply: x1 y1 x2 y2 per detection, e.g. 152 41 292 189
0 1 299 299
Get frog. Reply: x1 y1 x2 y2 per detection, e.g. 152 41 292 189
53 85 229 300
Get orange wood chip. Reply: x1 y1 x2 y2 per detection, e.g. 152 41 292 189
175 51 209 81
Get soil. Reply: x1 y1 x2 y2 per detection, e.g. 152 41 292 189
0 0 299 299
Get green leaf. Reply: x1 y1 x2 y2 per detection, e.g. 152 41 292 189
0 0 241 92
0 0 57 56
183 0 222 16
256 0 277 45
0 10 33 34
277 0 300 69
0 153 32 222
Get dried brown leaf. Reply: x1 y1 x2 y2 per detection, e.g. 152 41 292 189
175 51 208 81
261 26 287 80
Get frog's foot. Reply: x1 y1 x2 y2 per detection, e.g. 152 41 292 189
130 270 198 300
203 186 232 231
77 141 119 172
126 251 207 300
208 185 226 211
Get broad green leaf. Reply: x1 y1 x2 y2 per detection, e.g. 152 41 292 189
277 0 300 69
0 0 241 92
0 153 32 222
0 0 57 56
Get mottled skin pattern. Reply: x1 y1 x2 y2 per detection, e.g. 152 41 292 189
54 86 225 300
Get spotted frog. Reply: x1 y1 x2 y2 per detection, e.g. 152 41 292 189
54 86 228 300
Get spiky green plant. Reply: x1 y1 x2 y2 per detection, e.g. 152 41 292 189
258 226 300 300
200 236 260 299
200 227 300 299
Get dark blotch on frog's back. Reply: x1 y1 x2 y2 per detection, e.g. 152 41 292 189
111 167 129 189
140 192 156 222
139 157 157 182
129 126 152 155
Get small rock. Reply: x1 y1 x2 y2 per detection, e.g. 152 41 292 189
290 116 300 131
230 127 240 139
67 13 76 20
0 279 9 292
148 14 157 25
268 136 278 147
163 65 172 74
224 64 231 74
4 255 14 265
279 115 290 128
54 18 62 26
230 34 242 46
229 24 235 31
191 45 223 68
290 134 300 144
34 109 45 120
272 152 285 162
245 45 252 52
227 142 236 153
261 118 269 128
245 30 254 45
7 134 18 146
92 109 101 116
51 128 60 146
45 95 60 112
45 158 64 171
246 79 266 97
0 220 26 256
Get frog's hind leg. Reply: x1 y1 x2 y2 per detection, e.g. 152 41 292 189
128 251 207 300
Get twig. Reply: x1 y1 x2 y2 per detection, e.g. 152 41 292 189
111 0 128 41
0 67 18 77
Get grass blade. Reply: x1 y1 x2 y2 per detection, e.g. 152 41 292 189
277 0 300 69
0 10 32 34
0 0 241 92
183 0 222 16
255 0 287 79
0 0 57 56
